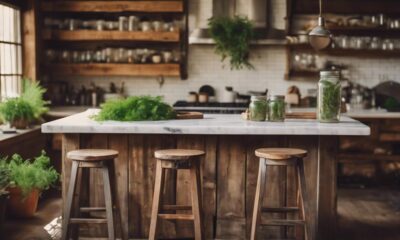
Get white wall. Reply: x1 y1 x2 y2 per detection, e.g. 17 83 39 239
63 0 400 104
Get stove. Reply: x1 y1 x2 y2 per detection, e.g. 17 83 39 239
173 101 248 114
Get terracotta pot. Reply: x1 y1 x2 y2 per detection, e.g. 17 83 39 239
7 187 39 218
0 194 8 231
10 118 30 129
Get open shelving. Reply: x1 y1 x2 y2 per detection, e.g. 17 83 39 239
46 63 181 77
41 1 184 13
42 30 180 42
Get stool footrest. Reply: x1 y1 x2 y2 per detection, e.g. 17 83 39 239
158 213 194 220
80 207 106 212
262 207 299 213
261 219 305 226
70 218 108 224
162 204 192 211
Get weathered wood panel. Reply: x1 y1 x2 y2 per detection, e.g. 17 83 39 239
60 134 338 239
217 136 247 239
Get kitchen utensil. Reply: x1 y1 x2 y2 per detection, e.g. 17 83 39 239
175 111 204 120
220 87 237 103
187 92 198 103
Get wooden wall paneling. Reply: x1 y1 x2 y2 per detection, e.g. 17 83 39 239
317 136 338 240
128 134 176 238
175 135 204 238
216 135 247 239
79 134 109 237
108 134 129 240
202 135 218 239
22 0 39 80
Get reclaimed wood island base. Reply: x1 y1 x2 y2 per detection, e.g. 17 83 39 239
42 111 370 240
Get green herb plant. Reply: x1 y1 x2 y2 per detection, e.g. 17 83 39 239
268 100 285 122
3 151 59 197
95 96 176 121
0 162 10 196
0 98 35 123
0 78 48 125
208 16 255 70
318 80 341 122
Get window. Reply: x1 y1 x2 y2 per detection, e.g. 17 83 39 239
0 2 22 101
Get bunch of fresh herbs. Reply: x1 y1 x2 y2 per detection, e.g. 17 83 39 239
208 16 255 70
318 80 341 122
95 96 176 121
3 151 59 197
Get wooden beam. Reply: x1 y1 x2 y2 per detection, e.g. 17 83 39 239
22 0 39 80
41 1 184 13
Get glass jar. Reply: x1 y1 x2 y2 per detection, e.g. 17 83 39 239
318 71 341 123
267 95 285 122
249 95 267 121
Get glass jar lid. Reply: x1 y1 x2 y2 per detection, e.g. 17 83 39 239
268 95 285 101
251 95 267 101
320 70 340 78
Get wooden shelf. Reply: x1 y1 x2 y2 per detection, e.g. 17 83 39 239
285 69 319 80
46 63 181 77
41 1 184 13
42 30 180 42
339 153 400 163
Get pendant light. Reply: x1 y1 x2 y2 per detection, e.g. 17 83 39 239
309 0 332 51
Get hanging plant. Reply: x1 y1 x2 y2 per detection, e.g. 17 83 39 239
208 16 255 70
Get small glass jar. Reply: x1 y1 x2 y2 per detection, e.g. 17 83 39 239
317 70 341 123
267 95 285 122
249 95 267 121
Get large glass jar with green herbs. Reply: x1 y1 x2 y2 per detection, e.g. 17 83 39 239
267 95 285 122
249 95 267 121
318 71 341 123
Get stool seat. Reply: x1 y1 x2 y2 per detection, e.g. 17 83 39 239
67 149 119 161
154 149 205 160
255 148 307 160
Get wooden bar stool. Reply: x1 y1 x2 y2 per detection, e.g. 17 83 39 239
149 149 205 240
250 148 312 240
62 149 121 240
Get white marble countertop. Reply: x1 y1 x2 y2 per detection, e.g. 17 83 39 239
41 109 370 136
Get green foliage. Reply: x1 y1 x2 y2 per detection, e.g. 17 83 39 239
208 16 255 70
0 98 35 123
2 151 59 197
0 161 10 196
0 79 48 124
95 96 176 121
21 79 49 120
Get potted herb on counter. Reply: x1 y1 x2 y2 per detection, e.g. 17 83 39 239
0 79 48 129
208 16 255 70
0 162 10 230
4 151 59 218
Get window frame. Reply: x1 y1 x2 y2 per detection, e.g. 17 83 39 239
0 0 23 100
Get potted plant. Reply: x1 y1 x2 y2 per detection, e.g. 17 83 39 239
0 79 48 129
208 16 255 70
0 162 10 230
4 151 59 218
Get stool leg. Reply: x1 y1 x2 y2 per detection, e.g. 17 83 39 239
149 160 165 240
190 160 204 240
297 158 313 240
102 163 115 240
250 158 267 240
62 161 79 240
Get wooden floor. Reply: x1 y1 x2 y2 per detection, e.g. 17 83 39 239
2 188 400 240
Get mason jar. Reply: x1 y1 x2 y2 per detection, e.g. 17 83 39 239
249 95 267 121
318 70 341 123
267 95 285 122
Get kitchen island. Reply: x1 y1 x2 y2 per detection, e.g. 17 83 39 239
42 110 370 240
